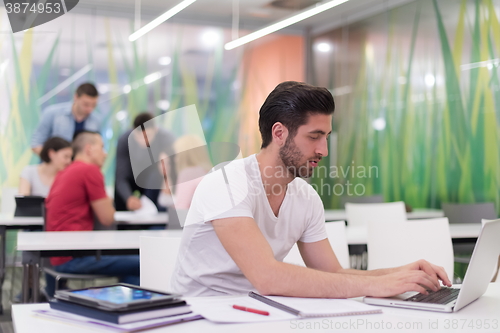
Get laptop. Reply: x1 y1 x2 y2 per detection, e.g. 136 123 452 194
14 195 45 217
364 219 500 312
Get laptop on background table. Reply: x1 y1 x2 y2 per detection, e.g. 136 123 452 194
14 195 45 217
364 219 500 313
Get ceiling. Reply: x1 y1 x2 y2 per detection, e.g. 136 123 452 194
75 0 417 35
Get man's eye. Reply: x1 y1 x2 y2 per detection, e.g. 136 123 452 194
310 136 319 140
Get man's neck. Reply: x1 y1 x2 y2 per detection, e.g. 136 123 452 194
256 149 294 197
74 155 96 167
71 104 86 122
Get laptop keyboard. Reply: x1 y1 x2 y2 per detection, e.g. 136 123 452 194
405 287 460 305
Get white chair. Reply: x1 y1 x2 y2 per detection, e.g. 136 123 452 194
367 218 454 280
482 219 499 282
283 221 350 269
345 201 407 226
1 187 18 214
140 236 182 292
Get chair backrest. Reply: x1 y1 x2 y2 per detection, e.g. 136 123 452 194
283 221 350 269
140 236 182 292
482 219 499 282
345 201 407 227
442 203 497 224
340 195 384 208
1 187 18 214
367 218 454 279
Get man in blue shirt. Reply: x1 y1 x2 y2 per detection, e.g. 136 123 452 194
31 83 102 155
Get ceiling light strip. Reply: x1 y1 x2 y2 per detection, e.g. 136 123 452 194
224 0 349 50
129 0 197 42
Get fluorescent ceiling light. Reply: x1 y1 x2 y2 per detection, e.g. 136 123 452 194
129 0 197 42
38 64 93 105
224 0 349 50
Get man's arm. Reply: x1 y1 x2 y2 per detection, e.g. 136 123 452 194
90 197 115 226
115 133 140 211
31 110 54 154
213 217 443 298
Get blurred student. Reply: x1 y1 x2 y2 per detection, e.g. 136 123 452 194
19 137 72 197
45 131 139 297
31 83 102 155
159 135 211 209
114 112 175 211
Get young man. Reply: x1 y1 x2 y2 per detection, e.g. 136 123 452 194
171 81 451 297
45 131 139 297
32 83 102 155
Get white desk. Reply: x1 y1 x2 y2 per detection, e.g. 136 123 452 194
0 212 169 227
325 209 444 221
19 230 183 303
12 283 500 333
0 212 169 312
344 223 482 245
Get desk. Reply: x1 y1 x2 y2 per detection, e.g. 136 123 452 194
18 229 183 303
12 283 500 333
0 212 168 312
325 209 444 221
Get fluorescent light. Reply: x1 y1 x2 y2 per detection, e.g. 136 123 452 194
158 56 171 66
201 30 220 47
129 0 197 42
461 59 500 71
224 0 349 50
316 42 331 52
144 72 162 84
372 118 386 131
425 74 435 87
38 64 93 105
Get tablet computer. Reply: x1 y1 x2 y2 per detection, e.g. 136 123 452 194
14 195 45 217
54 283 182 312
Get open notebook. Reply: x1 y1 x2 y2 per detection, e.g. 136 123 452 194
188 292 381 323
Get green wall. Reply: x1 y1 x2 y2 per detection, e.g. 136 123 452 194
312 0 500 211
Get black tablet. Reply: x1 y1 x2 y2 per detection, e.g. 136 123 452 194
54 283 182 312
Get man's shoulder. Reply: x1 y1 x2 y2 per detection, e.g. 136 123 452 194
289 178 321 201
66 161 101 176
41 102 72 117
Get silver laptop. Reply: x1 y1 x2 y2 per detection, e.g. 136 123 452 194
364 219 500 312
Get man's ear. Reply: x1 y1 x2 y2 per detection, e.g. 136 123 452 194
271 122 289 147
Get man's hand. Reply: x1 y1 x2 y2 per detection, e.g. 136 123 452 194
368 270 442 297
126 196 142 211
401 259 452 288
366 259 452 298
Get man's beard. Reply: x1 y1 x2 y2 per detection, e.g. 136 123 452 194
278 137 319 178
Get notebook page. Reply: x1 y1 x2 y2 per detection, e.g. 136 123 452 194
187 296 296 323
266 297 382 317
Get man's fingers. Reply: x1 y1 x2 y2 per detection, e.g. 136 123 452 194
418 260 440 288
433 265 452 286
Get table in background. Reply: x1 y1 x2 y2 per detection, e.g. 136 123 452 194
12 283 500 333
0 212 169 312
18 229 182 303
324 208 444 221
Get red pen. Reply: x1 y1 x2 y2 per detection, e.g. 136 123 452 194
232 304 270 316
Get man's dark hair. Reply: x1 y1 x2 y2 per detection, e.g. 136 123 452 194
259 81 335 148
75 83 99 97
40 137 72 163
72 131 101 155
133 112 155 129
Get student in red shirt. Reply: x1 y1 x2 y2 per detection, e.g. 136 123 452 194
45 131 139 297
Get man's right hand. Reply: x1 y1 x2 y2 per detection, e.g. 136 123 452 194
126 196 142 211
368 270 442 298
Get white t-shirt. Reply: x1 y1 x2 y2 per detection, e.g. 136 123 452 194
171 154 327 296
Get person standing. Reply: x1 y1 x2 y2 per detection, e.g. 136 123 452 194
31 83 102 155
